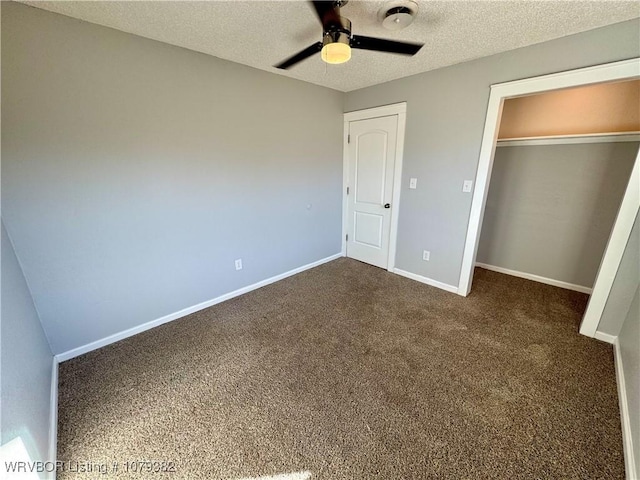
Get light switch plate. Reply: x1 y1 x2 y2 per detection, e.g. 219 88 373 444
463 180 473 193
409 178 417 189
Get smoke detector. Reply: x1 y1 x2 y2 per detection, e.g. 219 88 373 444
379 1 418 31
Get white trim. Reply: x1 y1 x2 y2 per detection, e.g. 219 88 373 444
341 120 350 257
48 358 58 478
475 262 593 294
457 57 640 340
581 159 640 337
393 268 459 294
457 88 504 296
388 110 407 273
342 102 407 272
55 253 342 362
593 331 616 344
489 58 640 97
496 132 640 147
614 337 637 480
344 102 407 121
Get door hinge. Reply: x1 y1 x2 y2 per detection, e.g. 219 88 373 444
346 234 349 242
348 134 351 144
346 186 349 195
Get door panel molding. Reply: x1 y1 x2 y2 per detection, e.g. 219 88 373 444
355 130 388 205
342 102 407 272
354 212 384 248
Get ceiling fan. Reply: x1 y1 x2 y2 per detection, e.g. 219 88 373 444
274 0 424 69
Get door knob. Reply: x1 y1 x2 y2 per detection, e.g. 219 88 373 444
384 203 391 208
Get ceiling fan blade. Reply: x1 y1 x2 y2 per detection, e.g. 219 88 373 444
310 1 341 30
274 42 323 69
351 35 423 56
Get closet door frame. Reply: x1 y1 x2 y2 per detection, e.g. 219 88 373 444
457 58 640 339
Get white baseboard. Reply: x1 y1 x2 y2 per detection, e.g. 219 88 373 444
393 268 459 294
594 331 617 344
55 253 342 363
48 358 58 479
475 263 593 294
614 337 637 480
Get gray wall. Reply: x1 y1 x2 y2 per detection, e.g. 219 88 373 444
344 19 640 288
477 142 638 288
1 2 344 354
599 211 640 336
1 221 53 464
618 286 640 476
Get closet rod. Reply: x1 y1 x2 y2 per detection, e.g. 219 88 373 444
496 132 640 147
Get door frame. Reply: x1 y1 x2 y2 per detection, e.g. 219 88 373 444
456 57 640 339
342 102 407 272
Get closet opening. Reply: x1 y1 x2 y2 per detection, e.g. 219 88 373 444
476 79 639 295
458 59 640 339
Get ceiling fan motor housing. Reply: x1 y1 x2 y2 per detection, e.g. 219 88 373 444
323 16 352 47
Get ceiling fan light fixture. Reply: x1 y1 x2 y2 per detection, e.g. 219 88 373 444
321 41 351 64
321 26 352 64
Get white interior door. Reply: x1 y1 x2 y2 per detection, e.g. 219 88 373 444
346 115 398 269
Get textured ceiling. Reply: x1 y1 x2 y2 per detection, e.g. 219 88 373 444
18 0 640 92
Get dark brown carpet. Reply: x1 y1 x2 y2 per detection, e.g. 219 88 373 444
57 258 623 479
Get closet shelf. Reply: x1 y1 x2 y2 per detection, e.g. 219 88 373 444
496 132 640 147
